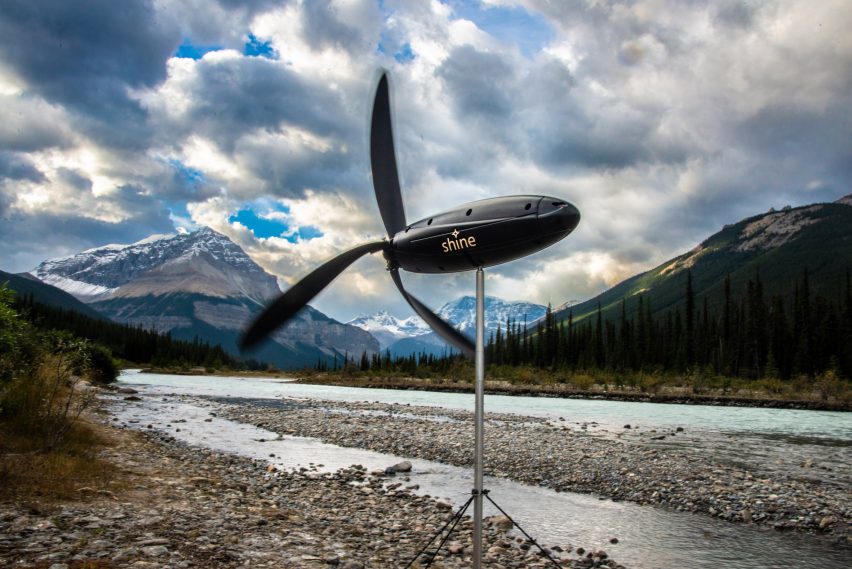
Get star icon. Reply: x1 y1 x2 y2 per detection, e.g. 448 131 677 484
451 228 460 238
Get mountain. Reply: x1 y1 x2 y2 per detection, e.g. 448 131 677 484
32 228 379 369
558 194 852 324
436 296 548 335
349 296 547 356
33 227 277 303
346 311 431 349
0 269 105 320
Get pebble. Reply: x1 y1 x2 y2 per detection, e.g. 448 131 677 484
211 396 849 542
0 419 620 569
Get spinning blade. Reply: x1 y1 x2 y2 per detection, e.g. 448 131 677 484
389 268 475 358
370 73 407 238
240 241 387 350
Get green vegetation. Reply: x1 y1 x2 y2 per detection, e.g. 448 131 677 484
1 286 120 502
328 269 852 404
12 290 240 370
0 283 269 502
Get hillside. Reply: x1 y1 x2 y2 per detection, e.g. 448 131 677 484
0 269 105 321
558 195 852 324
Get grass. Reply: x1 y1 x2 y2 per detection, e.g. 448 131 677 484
0 418 119 504
298 365 851 409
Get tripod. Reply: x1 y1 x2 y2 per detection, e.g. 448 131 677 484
405 268 564 568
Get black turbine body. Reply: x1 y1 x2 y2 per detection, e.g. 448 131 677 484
240 73 580 359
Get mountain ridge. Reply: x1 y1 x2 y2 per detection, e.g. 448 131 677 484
557 194 852 324
32 227 379 369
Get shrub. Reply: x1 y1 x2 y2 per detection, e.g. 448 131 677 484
2 346 95 451
85 344 120 384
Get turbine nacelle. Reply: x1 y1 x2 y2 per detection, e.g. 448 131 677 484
240 72 581 360
388 196 580 274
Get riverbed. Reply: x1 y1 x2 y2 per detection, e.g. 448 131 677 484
109 370 852 569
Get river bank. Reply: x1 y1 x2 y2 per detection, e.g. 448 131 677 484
140 368 851 411
293 375 852 411
0 410 622 568
205 395 850 545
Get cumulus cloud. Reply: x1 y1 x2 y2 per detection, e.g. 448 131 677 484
1 0 850 322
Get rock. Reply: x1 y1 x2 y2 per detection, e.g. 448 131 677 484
487 515 513 531
141 545 169 556
392 460 412 473
819 516 835 529
609 537 619 544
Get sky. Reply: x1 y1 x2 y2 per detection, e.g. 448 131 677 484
1 0 850 322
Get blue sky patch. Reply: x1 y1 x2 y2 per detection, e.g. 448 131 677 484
244 33 276 58
230 209 288 239
376 32 415 64
394 43 415 64
174 39 221 60
230 207 324 242
170 160 205 186
443 0 553 57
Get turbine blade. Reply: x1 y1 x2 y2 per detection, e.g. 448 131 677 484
370 73 407 238
240 241 387 350
389 269 475 359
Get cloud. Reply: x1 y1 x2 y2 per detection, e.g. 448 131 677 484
1 0 851 323
0 152 45 182
0 0 180 149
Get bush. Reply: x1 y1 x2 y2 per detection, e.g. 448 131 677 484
815 368 846 402
2 344 95 451
85 344 120 384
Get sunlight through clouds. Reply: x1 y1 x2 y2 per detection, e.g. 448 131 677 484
1 0 850 321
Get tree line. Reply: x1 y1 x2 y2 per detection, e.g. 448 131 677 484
11 291 239 370
338 269 852 383
486 269 851 381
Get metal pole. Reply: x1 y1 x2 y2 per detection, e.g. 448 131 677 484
473 267 485 568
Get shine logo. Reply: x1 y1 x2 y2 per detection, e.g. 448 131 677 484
441 228 477 253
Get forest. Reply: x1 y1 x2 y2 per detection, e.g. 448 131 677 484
8 290 239 372
337 270 852 395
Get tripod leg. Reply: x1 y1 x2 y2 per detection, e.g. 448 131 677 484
483 493 565 568
404 495 474 569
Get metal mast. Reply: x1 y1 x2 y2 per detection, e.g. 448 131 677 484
473 267 485 568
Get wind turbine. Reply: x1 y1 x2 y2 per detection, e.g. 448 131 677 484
241 72 580 567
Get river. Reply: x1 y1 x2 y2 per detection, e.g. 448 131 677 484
109 370 851 569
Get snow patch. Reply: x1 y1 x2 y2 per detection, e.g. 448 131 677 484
39 274 117 300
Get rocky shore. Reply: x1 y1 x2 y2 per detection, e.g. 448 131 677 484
0 417 623 568
294 376 852 412
209 397 850 544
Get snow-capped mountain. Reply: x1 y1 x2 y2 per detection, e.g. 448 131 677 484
347 310 431 349
32 227 378 369
435 296 548 335
353 296 548 356
33 227 278 303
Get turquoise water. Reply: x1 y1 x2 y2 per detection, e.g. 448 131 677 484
112 370 852 569
121 370 851 439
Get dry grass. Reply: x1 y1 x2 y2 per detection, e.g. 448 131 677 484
0 419 119 504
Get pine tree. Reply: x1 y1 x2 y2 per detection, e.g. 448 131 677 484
685 270 695 366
